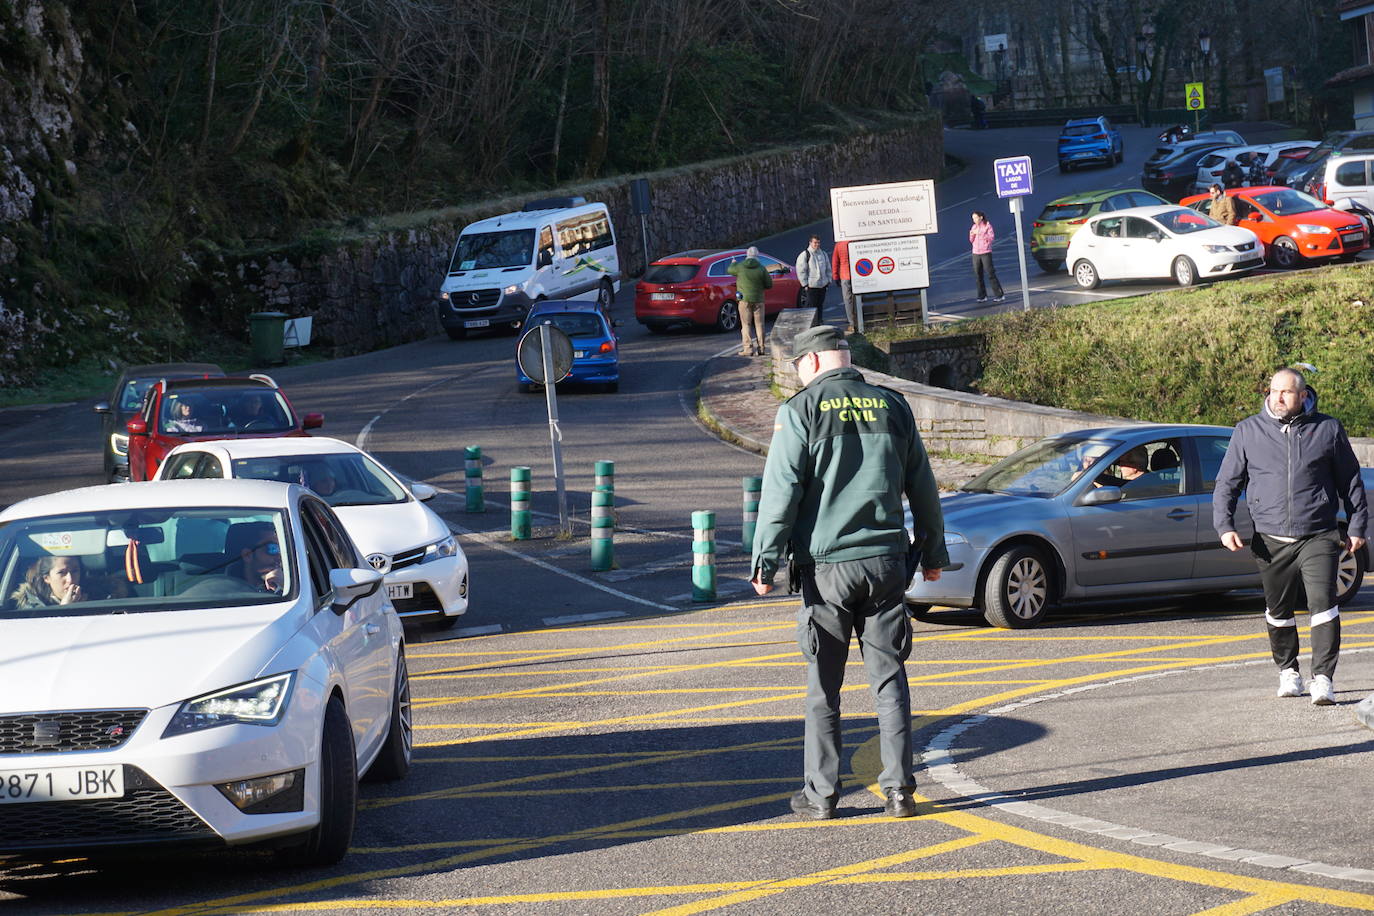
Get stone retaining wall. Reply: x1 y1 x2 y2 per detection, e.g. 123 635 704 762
226 116 943 358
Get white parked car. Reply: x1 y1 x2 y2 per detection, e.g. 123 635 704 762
1192 142 1318 194
1066 205 1264 289
0 479 409 864
154 437 469 628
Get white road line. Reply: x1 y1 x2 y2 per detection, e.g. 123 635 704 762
921 647 1374 883
542 611 629 626
356 367 496 452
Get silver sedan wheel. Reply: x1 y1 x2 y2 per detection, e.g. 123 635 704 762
982 545 1051 629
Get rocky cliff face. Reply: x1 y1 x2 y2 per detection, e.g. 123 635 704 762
0 0 84 383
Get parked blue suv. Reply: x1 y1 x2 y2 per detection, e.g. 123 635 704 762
1057 117 1123 172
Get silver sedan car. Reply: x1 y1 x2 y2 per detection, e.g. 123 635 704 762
906 424 1369 628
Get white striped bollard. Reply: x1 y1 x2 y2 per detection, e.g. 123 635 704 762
595 459 615 522
510 467 532 540
591 488 614 570
692 510 716 601
742 476 761 555
465 446 484 512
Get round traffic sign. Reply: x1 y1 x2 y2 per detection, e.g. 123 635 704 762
1187 98 1202 110
854 258 875 277
877 256 895 274
517 323 574 384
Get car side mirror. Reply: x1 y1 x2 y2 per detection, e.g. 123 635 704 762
94 401 111 415
1079 486 1123 506
126 418 148 436
1149 232 1164 242
303 412 324 430
1245 212 1262 222
410 482 437 502
330 567 382 614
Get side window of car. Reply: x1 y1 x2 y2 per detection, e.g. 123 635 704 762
707 260 735 278
163 453 201 479
1351 135 1374 150
303 498 357 569
1195 436 1233 493
142 387 160 425
758 255 785 274
1093 217 1123 238
1335 160 1368 188
1124 217 1156 239
537 227 554 268
196 454 225 479
1119 439 1184 501
297 506 334 603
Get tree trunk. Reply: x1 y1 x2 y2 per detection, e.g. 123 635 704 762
277 0 338 168
227 15 291 155
196 0 224 158
581 0 611 177
550 43 572 181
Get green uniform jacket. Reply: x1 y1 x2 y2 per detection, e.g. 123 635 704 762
726 257 773 303
751 367 948 585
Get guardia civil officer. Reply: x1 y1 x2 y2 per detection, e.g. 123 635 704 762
750 325 947 819
1214 367 1368 705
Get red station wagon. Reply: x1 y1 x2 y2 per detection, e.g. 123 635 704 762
634 248 804 333
125 374 324 481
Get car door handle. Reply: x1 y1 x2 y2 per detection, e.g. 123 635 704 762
1167 508 1194 519
365 623 381 635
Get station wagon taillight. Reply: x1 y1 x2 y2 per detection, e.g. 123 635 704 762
1094 133 1108 140
599 340 615 354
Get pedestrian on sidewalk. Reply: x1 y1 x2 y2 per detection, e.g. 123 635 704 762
727 246 772 356
831 240 857 333
1213 367 1368 706
750 325 947 821
969 211 1004 303
795 235 831 323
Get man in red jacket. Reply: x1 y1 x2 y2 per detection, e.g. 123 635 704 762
831 241 856 333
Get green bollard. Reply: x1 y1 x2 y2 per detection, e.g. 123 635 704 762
591 488 614 571
595 459 615 522
510 467 532 540
741 476 762 555
465 446 485 512
692 510 716 601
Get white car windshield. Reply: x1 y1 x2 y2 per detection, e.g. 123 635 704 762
1152 208 1221 235
0 508 292 617
960 437 1122 498
230 454 408 507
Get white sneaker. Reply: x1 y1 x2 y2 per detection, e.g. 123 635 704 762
1277 668 1303 697
1310 674 1335 706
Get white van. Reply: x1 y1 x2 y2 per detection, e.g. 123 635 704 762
437 197 621 339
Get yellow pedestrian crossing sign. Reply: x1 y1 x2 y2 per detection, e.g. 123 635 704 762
1186 82 1206 110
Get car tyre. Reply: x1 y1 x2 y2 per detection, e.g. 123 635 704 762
596 278 614 316
1172 256 1198 287
906 602 933 621
365 649 412 782
1115 145 1124 164
1337 536 1367 606
1035 257 1062 273
1072 259 1100 290
1270 235 1301 270
715 300 741 333
445 328 467 341
981 545 1051 629
278 695 356 867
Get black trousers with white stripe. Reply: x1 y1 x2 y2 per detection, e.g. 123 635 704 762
1252 530 1343 679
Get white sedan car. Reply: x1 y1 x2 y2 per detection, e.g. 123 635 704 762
154 437 468 628
0 479 409 864
1066 205 1264 289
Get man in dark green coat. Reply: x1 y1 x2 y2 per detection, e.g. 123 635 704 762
727 247 772 356
750 325 947 820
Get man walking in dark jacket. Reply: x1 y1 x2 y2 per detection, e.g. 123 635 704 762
750 325 947 820
1213 368 1368 705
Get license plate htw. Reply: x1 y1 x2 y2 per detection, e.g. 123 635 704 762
386 583 413 600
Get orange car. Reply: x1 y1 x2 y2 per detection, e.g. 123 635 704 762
1179 185 1367 269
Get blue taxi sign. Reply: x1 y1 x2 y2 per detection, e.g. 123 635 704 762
993 156 1034 198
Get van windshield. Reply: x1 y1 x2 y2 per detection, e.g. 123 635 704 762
449 229 536 271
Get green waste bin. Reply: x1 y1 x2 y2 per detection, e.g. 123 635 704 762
249 311 288 366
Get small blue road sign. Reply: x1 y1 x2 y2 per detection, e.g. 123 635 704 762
993 156 1034 198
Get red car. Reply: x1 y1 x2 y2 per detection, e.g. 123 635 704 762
634 248 804 333
125 374 324 481
1178 186 1368 269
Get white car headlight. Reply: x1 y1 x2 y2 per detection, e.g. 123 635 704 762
1201 244 1232 253
110 432 129 458
163 672 296 737
439 290 450 300
423 533 459 562
503 284 521 295
944 531 968 546
1296 224 1333 234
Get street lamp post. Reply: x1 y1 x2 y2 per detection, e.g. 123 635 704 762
1135 22 1156 126
1196 29 1212 132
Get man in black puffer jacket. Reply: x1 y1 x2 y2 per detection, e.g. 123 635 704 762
1214 367 1368 705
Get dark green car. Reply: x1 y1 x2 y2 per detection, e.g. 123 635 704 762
1029 188 1168 271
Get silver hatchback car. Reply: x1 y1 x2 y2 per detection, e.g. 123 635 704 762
906 425 1369 628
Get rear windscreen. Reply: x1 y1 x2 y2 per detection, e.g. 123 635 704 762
1038 203 1090 221
642 264 698 284
1061 125 1098 138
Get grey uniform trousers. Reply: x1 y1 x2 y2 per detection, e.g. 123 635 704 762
796 555 913 805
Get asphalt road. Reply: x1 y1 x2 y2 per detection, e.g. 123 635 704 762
6 123 1374 914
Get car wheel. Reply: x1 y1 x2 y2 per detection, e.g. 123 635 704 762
365 648 412 782
1035 257 1062 273
278 695 357 867
1116 145 1124 164
716 300 740 332
445 327 467 341
1337 538 1367 606
1058 163 1068 174
1172 256 1198 287
1073 259 1100 289
603 380 619 393
981 545 1051 629
596 278 614 315
1270 235 1301 270
906 602 932 621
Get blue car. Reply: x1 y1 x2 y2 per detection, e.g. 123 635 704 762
1057 117 1124 172
516 299 620 393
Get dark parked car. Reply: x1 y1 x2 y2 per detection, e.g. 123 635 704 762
1056 117 1124 172
1143 143 1239 201
93 362 224 482
1275 131 1374 188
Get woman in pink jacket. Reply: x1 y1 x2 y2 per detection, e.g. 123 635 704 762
969 211 1004 303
